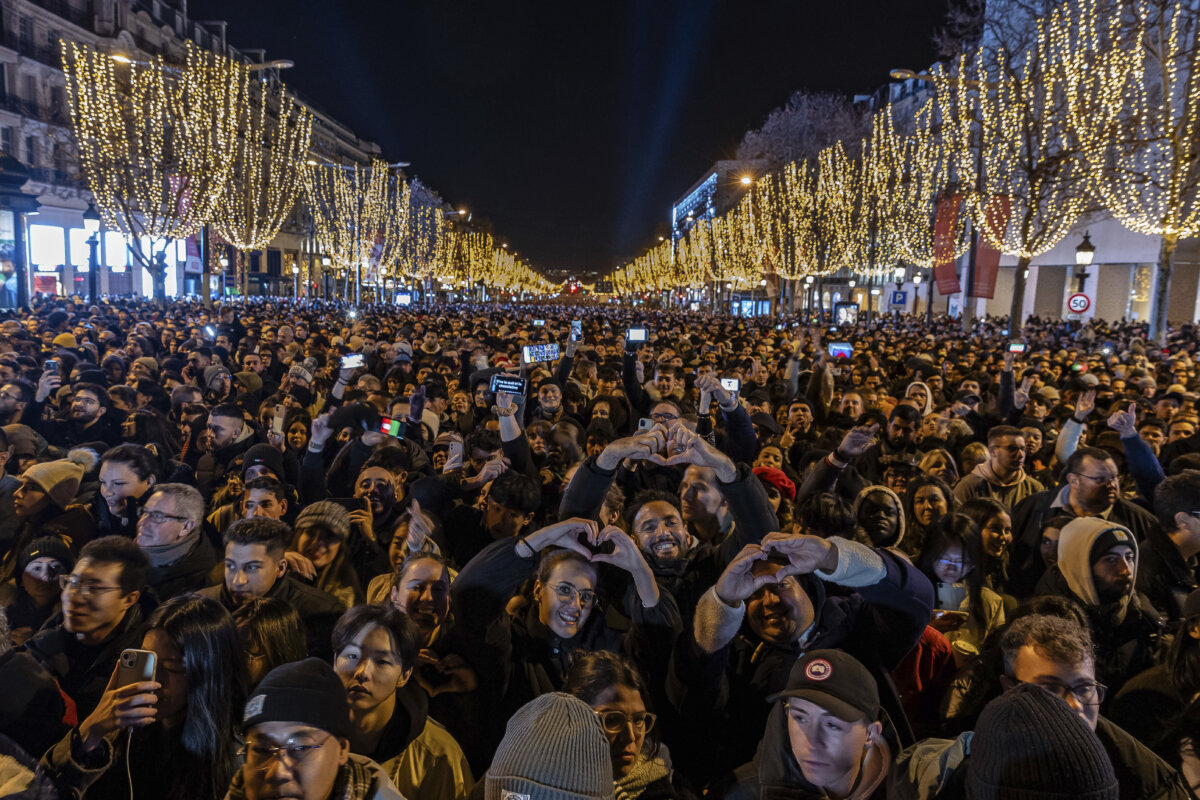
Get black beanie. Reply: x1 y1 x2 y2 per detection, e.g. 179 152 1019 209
19 536 74 574
242 443 285 480
242 657 352 740
968 684 1118 800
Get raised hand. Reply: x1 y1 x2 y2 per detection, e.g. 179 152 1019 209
714 544 779 607
36 369 61 403
649 424 736 481
1074 388 1097 420
760 531 839 575
523 517 601 558
694 373 732 408
348 503 376 543
835 423 880 460
405 498 434 552
283 550 317 580
779 421 796 450
1013 376 1033 410
1107 402 1138 437
310 410 335 448
595 426 669 471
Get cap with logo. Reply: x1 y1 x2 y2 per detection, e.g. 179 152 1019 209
766 649 879 723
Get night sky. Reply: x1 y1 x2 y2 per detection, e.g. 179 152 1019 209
188 1 948 275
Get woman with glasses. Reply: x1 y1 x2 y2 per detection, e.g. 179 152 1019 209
916 513 1006 661
564 650 696 800
451 516 680 759
41 594 247 800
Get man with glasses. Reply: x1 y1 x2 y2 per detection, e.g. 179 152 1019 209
27 378 122 449
1012 447 1161 596
1036 518 1162 696
136 483 215 601
24 536 151 717
954 425 1044 510
232 657 403 800
893 614 1187 799
0 379 32 425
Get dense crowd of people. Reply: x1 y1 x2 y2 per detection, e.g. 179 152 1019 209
0 296 1198 799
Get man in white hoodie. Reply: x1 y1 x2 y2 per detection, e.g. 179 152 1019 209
1034 517 1163 696
953 425 1044 510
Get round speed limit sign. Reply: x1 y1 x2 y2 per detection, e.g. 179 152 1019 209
1067 293 1091 314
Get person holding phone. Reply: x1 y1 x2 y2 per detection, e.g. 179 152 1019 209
916 514 1007 659
41 594 247 800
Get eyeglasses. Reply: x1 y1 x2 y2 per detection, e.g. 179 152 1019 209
550 583 596 608
650 412 678 423
140 509 189 525
58 574 124 598
1017 678 1107 705
239 735 331 769
1073 472 1120 485
594 710 657 735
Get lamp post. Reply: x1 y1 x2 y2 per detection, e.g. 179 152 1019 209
805 275 815 318
83 202 100 304
218 256 229 299
292 264 300 298
1074 231 1095 293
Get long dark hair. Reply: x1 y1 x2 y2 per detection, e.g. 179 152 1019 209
960 496 1012 588
1168 618 1200 699
232 597 308 685
123 409 182 459
901 474 956 557
146 594 247 799
918 513 989 633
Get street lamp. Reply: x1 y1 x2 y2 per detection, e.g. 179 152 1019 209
1074 231 1095 293
83 202 101 304
292 263 300 297
740 175 752 186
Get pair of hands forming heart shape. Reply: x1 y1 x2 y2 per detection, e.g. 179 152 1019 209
598 424 736 481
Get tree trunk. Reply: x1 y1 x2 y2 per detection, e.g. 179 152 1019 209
1009 255 1032 334
1149 233 1179 346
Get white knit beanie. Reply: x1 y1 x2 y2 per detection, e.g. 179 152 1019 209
485 693 614 800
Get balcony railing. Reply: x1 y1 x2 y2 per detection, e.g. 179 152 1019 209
0 33 62 68
28 166 81 188
28 0 94 30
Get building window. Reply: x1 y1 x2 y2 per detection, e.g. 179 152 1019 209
29 224 65 272
1 127 13 156
0 64 7 98
104 231 129 270
24 135 35 165
19 17 32 42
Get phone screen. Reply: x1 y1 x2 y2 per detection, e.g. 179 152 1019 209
491 373 528 395
720 378 741 392
341 353 365 369
44 360 58 374
1008 343 1027 354
626 327 647 343
571 320 582 341
522 343 560 364
827 343 853 359
533 319 546 327
379 417 406 437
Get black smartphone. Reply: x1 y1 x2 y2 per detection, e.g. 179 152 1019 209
522 343 560 364
43 360 58 374
490 373 528 395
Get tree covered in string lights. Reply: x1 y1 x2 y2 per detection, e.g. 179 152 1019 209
62 40 245 302
1052 0 1200 343
932 15 1089 328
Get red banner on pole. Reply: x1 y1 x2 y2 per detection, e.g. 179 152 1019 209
973 196 1011 299
933 194 962 295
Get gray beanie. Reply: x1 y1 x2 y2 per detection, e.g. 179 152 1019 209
485 692 613 800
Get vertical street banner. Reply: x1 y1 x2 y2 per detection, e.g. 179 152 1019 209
933 194 962 295
973 195 1010 299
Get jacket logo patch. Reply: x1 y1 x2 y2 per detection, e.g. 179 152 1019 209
805 659 833 681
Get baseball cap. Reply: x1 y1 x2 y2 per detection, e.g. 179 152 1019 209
766 649 879 723
953 389 982 405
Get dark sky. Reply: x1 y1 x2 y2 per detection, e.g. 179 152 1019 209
189 1 948 275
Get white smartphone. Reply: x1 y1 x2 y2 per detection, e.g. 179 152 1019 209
117 648 157 688
271 404 286 435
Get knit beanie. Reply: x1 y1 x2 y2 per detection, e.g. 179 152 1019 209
242 443 285 481
967 684 1118 800
485 692 613 800
18 536 74 574
203 365 232 390
22 456 86 509
133 356 159 377
242 657 352 740
294 500 351 541
234 371 263 395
